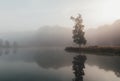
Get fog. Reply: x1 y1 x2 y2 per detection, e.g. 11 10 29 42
1 0 120 33
0 0 120 47
0 26 72 47
0 1 120 81
0 19 120 47
86 20 120 46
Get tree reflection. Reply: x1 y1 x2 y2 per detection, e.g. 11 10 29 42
0 48 18 56
4 48 10 55
0 48 3 56
72 54 87 81
12 47 18 54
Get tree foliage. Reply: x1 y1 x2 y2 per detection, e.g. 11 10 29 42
71 14 87 47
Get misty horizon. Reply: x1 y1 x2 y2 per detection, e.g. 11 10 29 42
0 0 120 81
0 19 119 47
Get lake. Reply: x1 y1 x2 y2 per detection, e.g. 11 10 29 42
0 47 120 81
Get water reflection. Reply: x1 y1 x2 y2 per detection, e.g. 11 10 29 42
34 48 73 69
0 48 3 56
0 48 120 81
4 48 10 55
0 47 17 56
72 54 87 81
86 54 120 77
1 47 120 79
12 47 17 54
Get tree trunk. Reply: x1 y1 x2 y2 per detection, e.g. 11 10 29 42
79 44 81 54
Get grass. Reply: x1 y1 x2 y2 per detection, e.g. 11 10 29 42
65 46 120 55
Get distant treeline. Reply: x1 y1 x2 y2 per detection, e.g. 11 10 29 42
0 20 120 47
86 20 120 46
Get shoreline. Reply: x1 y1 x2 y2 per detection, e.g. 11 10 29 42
65 46 120 55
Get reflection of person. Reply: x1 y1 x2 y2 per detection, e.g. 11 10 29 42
72 54 87 81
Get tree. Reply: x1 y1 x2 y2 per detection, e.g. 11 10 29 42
71 14 86 47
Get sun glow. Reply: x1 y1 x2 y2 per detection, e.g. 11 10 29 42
101 0 120 23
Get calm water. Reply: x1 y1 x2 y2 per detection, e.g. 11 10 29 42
0 47 120 81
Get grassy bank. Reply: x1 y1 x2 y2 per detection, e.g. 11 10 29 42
65 46 120 55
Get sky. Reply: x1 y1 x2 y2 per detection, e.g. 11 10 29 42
0 0 120 33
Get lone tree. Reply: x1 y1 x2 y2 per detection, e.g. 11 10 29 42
71 14 86 47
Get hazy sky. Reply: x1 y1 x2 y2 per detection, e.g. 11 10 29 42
0 0 120 32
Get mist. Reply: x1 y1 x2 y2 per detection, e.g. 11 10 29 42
86 20 120 46
0 19 120 47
